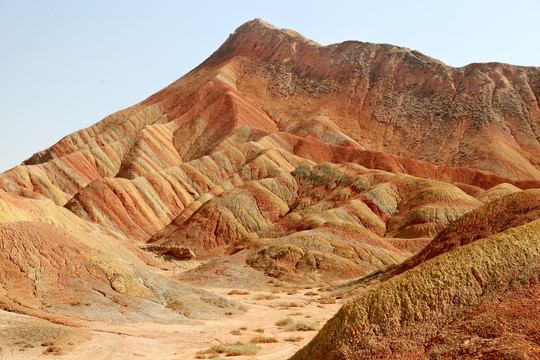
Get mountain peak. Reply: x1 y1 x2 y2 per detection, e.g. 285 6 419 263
207 18 320 64
237 18 277 32
235 18 309 40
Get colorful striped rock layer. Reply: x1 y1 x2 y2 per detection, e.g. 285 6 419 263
0 19 539 358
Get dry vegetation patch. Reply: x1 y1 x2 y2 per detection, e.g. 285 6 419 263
196 342 261 358
274 301 302 309
253 294 280 300
276 318 294 327
284 335 304 342
288 311 303 316
227 290 250 295
284 321 320 332
250 335 278 343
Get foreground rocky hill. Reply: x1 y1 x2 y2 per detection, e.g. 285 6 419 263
292 190 540 359
0 18 538 359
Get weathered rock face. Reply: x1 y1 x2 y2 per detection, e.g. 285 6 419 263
141 244 196 260
383 189 540 280
200 19 540 180
291 217 540 359
0 19 539 332
0 191 244 323
4 19 539 201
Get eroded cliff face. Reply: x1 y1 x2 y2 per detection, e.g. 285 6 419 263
0 19 539 333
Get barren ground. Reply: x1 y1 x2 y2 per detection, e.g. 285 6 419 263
0 260 343 360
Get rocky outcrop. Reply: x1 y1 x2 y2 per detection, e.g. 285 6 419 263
196 19 540 180
383 189 540 280
291 218 540 359
141 244 196 259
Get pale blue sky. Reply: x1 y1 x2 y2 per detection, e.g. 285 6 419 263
1 0 538 172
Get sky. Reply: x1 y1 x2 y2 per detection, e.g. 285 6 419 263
1 0 539 172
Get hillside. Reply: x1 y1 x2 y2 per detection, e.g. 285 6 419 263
0 18 538 359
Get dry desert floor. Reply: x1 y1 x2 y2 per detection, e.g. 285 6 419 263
0 260 343 360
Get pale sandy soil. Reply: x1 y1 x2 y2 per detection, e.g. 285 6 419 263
1 265 343 360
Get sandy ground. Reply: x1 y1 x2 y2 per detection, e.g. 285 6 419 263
0 265 343 360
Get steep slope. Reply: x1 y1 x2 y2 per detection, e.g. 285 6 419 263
291 218 540 359
195 19 540 179
383 189 540 280
3 19 540 203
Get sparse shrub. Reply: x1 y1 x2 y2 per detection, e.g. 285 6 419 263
230 329 242 335
275 301 301 309
199 342 261 357
318 295 336 304
284 335 304 342
284 321 320 331
239 326 247 331
254 328 265 333
275 317 294 327
224 343 261 356
225 312 233 316
43 345 62 355
69 300 91 306
41 340 56 347
304 291 318 296
288 311 303 316
209 344 227 353
253 294 280 300
250 335 278 343
227 290 250 295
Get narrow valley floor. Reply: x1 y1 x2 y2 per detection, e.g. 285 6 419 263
0 262 343 360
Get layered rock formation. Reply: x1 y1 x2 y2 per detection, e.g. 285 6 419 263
291 216 540 359
0 190 244 323
0 19 539 353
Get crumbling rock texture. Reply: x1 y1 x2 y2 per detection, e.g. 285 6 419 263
291 218 540 359
384 189 540 280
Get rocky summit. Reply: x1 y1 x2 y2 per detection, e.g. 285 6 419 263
0 19 538 359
